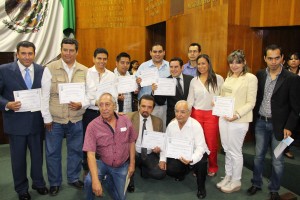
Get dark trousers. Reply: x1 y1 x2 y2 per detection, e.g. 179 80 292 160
167 153 208 190
82 109 100 171
9 133 46 194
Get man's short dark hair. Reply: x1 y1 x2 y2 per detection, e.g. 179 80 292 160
264 44 283 57
189 43 201 52
169 57 183 67
94 48 108 58
61 38 79 51
151 42 165 51
16 41 35 53
116 52 130 62
139 95 155 108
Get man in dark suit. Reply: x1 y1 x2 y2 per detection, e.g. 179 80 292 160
0 41 48 200
126 95 166 192
152 57 193 125
247 44 300 200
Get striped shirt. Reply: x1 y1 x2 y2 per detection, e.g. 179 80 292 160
83 114 137 167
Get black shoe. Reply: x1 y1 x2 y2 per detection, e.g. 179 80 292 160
127 181 135 193
197 188 206 199
49 186 60 196
32 185 49 195
270 192 280 200
175 176 185 181
247 186 261 196
68 180 84 189
19 192 31 200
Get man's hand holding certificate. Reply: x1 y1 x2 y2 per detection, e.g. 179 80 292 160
212 96 235 118
166 137 193 161
153 78 176 96
141 130 165 150
58 83 85 104
13 88 41 112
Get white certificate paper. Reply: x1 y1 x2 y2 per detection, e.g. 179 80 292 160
58 83 85 104
117 75 138 93
140 68 159 87
154 78 176 96
166 137 193 161
274 136 294 158
212 96 235 118
96 81 117 99
13 88 41 112
141 130 165 149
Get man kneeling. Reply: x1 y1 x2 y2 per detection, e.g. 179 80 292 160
83 93 137 200
159 100 210 199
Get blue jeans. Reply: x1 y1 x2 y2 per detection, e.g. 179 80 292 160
84 160 128 200
45 121 83 186
251 118 284 192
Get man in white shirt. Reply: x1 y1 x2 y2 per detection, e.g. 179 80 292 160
159 100 209 199
83 48 117 172
126 95 166 192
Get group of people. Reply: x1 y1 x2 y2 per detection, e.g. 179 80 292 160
0 38 299 200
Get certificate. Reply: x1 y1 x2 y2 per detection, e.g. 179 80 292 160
13 88 41 112
166 137 193 161
140 68 159 87
117 75 138 93
58 83 85 104
212 96 235 118
274 136 294 158
96 81 117 99
154 78 176 96
141 130 165 149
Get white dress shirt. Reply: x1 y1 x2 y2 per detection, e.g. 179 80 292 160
187 74 224 110
135 114 153 154
86 66 117 110
160 117 210 165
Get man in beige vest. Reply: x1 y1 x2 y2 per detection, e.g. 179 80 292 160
41 38 90 196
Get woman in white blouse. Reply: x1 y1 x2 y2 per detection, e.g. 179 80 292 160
187 54 224 177
216 50 258 193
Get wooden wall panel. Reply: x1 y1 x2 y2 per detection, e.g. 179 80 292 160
250 0 300 27
144 0 170 26
76 27 146 71
167 4 229 78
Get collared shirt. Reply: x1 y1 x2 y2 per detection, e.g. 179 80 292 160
136 59 170 99
18 60 34 82
183 62 197 77
114 68 132 113
259 67 282 117
41 60 90 123
160 117 210 165
83 114 137 167
187 74 224 110
135 114 153 154
86 66 117 110
61 59 75 82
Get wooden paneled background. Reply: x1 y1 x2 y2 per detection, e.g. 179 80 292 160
75 0 300 75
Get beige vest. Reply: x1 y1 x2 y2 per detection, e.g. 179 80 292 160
47 59 87 124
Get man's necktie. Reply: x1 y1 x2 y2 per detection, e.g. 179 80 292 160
141 118 147 160
176 77 183 96
24 68 32 89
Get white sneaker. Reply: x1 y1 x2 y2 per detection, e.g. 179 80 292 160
216 176 231 188
220 180 241 193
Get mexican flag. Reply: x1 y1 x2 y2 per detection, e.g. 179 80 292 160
0 0 75 66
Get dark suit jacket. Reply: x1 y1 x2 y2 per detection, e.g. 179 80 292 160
0 61 44 135
154 74 193 125
126 111 163 135
254 68 300 140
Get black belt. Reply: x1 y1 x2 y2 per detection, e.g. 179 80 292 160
258 114 272 122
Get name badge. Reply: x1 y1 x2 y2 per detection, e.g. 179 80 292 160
120 127 127 132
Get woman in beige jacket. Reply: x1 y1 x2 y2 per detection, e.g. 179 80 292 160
216 50 258 193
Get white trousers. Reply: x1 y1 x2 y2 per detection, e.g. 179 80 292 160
219 117 249 181
152 104 167 131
